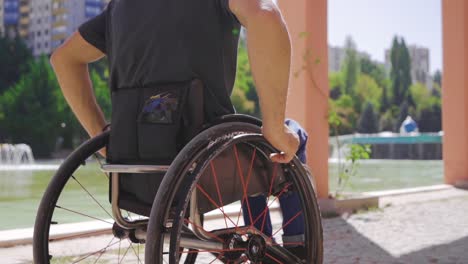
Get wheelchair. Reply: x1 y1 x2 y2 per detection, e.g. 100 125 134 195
33 114 323 263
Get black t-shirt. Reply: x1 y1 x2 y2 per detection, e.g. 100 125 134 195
79 0 241 120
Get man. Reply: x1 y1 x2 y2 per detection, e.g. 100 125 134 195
50 0 300 162
51 0 305 260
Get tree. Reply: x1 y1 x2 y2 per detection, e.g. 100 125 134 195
329 72 344 100
381 85 390 113
232 40 259 117
342 36 360 95
360 57 387 88
231 87 255 115
409 83 432 114
390 36 412 107
329 95 358 135
355 74 382 112
395 101 409 132
418 104 442 132
0 36 33 94
379 109 395 132
357 102 378 133
0 56 62 157
433 70 442 87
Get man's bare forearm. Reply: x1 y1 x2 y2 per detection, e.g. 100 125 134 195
50 32 107 139
230 0 298 162
243 3 291 132
51 54 106 138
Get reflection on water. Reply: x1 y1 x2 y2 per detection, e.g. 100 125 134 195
0 170 33 199
329 159 444 193
0 159 444 231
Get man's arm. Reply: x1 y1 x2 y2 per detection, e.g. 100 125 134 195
50 32 107 139
229 0 299 163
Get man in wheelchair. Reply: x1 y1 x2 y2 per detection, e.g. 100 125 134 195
45 0 322 263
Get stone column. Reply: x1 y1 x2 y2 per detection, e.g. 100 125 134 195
278 0 330 198
442 0 468 187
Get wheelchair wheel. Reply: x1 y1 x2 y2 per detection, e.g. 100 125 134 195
146 122 323 263
33 132 148 263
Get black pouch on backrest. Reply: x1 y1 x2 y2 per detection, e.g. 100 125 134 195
108 79 205 164
108 79 205 216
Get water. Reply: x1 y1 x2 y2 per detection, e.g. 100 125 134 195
0 160 444 231
0 144 34 164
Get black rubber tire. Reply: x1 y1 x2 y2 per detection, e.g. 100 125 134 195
145 122 323 264
33 131 198 264
33 132 110 264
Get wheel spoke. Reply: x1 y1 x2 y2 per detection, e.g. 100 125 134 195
179 248 245 254
71 175 113 220
267 163 280 198
274 242 304 247
55 205 113 225
210 161 228 228
92 237 115 264
184 218 224 243
196 184 237 227
71 239 120 263
128 239 143 264
246 183 292 229
209 253 224 264
118 242 132 264
265 252 284 264
272 211 303 238
233 145 254 225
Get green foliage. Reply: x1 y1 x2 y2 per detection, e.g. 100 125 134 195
410 83 433 113
232 41 259 117
357 102 378 134
433 70 442 87
328 35 441 135
0 36 33 94
0 54 111 156
390 36 412 107
418 104 442 132
329 72 344 99
336 144 371 196
360 57 387 88
231 87 255 115
409 82 441 132
90 69 111 120
355 74 382 112
379 109 395 132
0 56 62 157
329 95 358 135
342 37 360 95
381 85 391 113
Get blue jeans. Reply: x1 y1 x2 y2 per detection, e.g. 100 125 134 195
242 119 307 240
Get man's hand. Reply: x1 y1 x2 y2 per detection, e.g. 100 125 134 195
263 124 300 163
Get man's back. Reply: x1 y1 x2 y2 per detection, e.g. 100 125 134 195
80 0 241 120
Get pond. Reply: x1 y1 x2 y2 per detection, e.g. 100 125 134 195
0 159 443 230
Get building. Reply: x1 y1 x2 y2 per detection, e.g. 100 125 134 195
85 0 105 19
29 0 52 56
408 45 431 88
0 0 4 36
385 45 432 89
4 0 19 38
50 0 67 50
328 45 372 73
17 0 28 38
65 0 85 37
2 0 108 55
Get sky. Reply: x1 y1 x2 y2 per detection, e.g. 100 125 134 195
328 0 442 73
